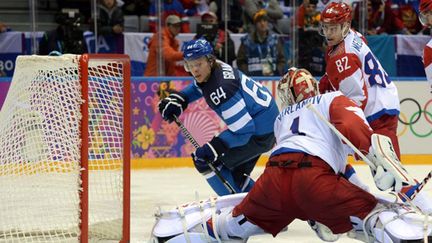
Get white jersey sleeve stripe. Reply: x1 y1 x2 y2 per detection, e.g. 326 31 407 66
222 99 246 120
227 112 252 132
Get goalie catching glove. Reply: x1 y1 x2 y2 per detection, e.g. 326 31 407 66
369 165 398 191
192 137 228 174
158 91 188 123
367 134 416 192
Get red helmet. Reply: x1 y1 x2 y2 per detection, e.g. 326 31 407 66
321 2 352 24
278 68 319 106
420 0 432 13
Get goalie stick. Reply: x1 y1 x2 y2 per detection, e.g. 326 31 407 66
173 115 236 194
306 103 431 201
400 170 432 202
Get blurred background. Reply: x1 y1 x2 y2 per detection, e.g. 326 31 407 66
0 0 430 167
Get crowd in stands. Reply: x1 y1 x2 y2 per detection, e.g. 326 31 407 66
0 0 431 77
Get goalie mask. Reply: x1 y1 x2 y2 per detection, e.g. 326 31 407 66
278 68 319 107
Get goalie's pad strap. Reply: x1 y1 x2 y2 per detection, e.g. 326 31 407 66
210 196 222 243
196 192 211 243
178 204 191 243
362 203 432 243
152 193 247 238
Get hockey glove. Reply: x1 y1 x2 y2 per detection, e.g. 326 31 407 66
370 165 396 191
158 92 188 123
308 220 339 242
191 137 227 174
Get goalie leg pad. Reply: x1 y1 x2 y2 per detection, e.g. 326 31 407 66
410 190 432 215
357 202 432 243
151 193 247 241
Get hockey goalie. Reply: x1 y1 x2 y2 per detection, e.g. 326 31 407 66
150 68 432 243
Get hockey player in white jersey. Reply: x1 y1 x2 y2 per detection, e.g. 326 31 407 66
150 68 432 243
419 0 432 93
318 2 432 216
319 2 400 157
318 1 403 201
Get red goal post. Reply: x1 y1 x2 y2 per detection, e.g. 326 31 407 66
0 54 130 242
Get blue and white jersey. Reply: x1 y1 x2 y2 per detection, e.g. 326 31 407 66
181 60 279 148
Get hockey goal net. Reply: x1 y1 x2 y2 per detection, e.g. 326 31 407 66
0 54 130 242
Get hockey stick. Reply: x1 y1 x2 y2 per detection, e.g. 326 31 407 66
173 115 236 194
305 103 376 170
400 170 432 202
306 103 431 201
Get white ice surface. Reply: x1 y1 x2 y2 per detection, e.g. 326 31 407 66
131 165 432 243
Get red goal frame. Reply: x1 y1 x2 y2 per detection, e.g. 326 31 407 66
79 54 131 243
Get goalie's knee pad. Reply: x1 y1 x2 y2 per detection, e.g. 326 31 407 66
349 202 432 243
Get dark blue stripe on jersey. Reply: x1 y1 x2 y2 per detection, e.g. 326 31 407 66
270 147 306 157
180 61 279 148
344 164 355 179
366 108 400 123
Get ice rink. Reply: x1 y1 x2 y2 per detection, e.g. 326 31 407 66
131 165 432 243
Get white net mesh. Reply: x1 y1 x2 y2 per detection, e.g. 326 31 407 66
0 54 128 242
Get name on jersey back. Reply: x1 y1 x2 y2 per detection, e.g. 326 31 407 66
277 95 323 121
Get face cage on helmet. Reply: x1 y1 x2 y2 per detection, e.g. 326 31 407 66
278 69 298 107
319 22 351 42
278 82 296 108
419 11 432 26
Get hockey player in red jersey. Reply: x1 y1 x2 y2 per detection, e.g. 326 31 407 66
318 2 401 159
150 68 432 243
419 0 432 93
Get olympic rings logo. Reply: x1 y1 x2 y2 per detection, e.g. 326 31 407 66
397 98 432 138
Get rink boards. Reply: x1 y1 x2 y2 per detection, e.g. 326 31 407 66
132 154 432 169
